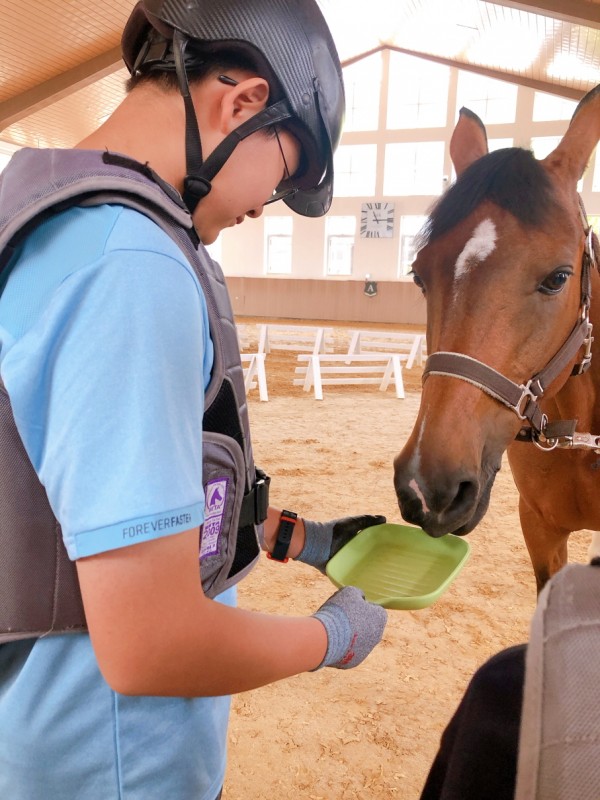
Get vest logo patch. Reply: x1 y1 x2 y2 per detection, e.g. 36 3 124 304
200 478 229 559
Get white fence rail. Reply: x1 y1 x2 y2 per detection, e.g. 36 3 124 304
259 324 334 355
346 330 426 369
294 353 405 400
241 353 268 401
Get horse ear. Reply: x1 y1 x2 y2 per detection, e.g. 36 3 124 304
542 84 600 183
450 107 489 177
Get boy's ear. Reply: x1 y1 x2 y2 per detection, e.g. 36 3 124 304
220 77 270 133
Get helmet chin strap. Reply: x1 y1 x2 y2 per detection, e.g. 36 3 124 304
172 31 211 213
172 31 293 215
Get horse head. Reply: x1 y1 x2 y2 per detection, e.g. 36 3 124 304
394 85 600 551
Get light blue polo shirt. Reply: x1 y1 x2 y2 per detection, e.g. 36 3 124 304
0 204 233 799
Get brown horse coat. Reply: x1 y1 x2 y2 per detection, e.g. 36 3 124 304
394 85 600 593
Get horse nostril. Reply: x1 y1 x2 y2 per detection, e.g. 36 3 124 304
452 480 478 515
396 472 480 536
430 478 479 522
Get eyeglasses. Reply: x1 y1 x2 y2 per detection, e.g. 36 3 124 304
264 126 298 206
218 74 298 206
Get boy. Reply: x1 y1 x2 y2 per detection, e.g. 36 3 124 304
0 2 387 798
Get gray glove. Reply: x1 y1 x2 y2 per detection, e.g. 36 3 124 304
298 514 386 574
312 586 387 670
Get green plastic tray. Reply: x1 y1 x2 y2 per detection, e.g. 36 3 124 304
326 523 470 610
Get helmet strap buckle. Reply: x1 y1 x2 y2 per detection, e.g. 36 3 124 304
183 175 212 212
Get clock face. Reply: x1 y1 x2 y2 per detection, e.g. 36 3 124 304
360 202 395 238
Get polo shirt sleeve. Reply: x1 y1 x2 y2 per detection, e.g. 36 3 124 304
1 227 212 560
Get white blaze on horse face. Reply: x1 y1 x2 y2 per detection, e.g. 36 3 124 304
454 218 497 285
407 420 431 514
409 478 430 514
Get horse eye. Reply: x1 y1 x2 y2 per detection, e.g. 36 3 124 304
539 268 572 295
409 269 426 294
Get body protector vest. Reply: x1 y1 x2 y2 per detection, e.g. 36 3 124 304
515 561 600 800
0 148 269 643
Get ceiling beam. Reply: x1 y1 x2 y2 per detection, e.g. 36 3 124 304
343 45 587 100
0 46 122 130
482 0 600 27
403 47 585 100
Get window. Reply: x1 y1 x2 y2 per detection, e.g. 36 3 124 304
456 71 517 124
592 155 600 193
448 138 514 183
387 52 450 129
264 216 292 274
533 92 577 122
384 142 445 196
488 138 513 151
398 215 427 277
343 52 382 132
531 137 584 191
530 136 561 160
333 144 377 197
325 216 356 276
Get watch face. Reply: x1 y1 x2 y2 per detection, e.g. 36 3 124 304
360 202 395 238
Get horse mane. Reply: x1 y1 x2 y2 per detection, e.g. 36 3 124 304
420 148 558 248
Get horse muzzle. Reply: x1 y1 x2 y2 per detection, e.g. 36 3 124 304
393 451 499 538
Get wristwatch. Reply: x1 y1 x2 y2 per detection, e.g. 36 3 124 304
267 510 298 563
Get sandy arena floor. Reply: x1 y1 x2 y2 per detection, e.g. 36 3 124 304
222 318 591 800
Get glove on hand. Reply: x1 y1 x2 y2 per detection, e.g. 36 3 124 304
312 586 387 670
299 514 386 574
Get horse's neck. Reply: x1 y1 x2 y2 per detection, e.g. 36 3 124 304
549 281 600 430
550 374 598 431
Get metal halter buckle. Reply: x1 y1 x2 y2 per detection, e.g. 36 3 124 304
532 421 560 452
586 227 597 269
514 380 540 420
574 321 594 375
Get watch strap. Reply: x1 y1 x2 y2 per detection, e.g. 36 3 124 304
267 510 298 563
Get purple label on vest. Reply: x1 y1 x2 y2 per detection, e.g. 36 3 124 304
200 477 229 559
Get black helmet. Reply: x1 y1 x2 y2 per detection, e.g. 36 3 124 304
122 0 345 217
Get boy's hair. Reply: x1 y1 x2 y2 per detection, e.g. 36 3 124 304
126 45 277 97
126 47 280 141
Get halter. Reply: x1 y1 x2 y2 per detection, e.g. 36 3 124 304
423 200 600 454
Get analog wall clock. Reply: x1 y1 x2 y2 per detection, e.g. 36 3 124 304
360 201 395 238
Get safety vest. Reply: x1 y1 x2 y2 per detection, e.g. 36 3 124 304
0 148 269 643
515 561 600 800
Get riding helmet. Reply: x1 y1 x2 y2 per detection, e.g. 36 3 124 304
122 0 345 217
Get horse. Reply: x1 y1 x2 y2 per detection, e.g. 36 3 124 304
393 83 600 594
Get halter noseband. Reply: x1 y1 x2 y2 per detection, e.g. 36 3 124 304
422 203 600 454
